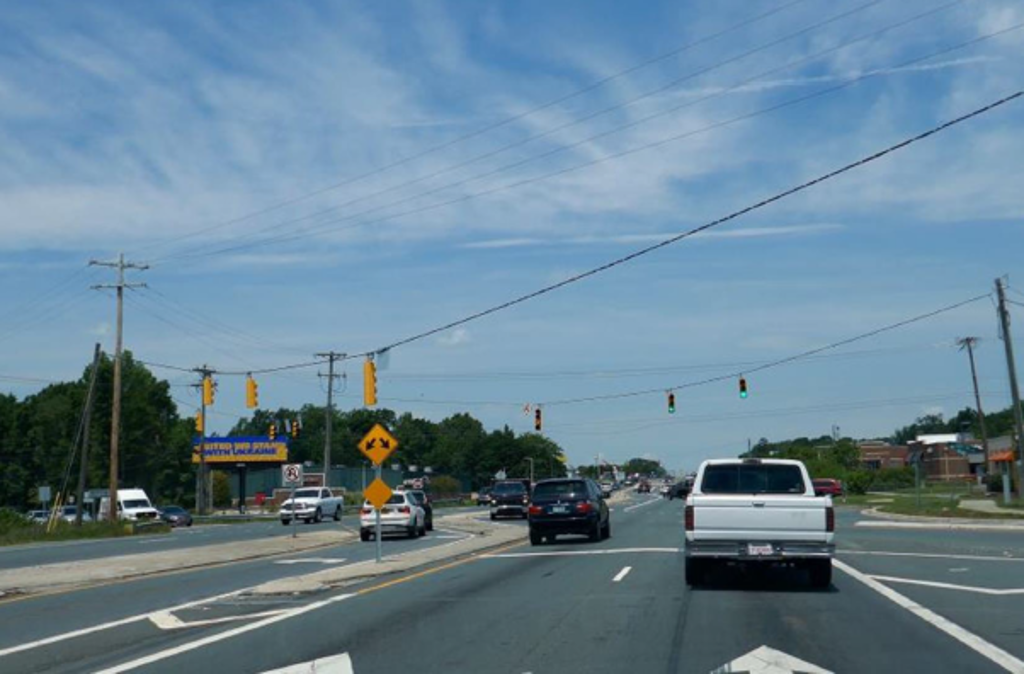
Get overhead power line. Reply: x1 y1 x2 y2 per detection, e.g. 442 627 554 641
540 293 991 406
163 0 970 264
360 89 1021 357
132 0 810 258
153 0 891 263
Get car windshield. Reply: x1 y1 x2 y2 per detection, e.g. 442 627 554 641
493 483 525 494
122 499 151 509
293 489 320 499
701 464 806 494
533 481 587 498
162 506 184 514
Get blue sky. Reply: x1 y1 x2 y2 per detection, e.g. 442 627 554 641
1 0 1022 471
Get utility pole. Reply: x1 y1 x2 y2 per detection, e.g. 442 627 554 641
90 253 148 521
75 343 103 526
316 352 345 483
995 278 1024 496
193 365 215 515
956 337 990 467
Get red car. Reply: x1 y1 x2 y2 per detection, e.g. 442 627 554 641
812 478 844 497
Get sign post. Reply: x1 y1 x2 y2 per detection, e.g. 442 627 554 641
358 424 399 563
282 463 303 539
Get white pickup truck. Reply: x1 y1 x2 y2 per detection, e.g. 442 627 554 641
280 487 344 525
684 458 835 588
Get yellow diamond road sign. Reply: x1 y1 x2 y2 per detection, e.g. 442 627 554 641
364 478 393 511
358 424 399 466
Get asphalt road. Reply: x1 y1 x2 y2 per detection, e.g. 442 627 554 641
0 506 483 570
3 495 1024 673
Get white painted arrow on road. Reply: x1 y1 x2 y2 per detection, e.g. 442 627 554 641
711 645 832 674
260 652 353 673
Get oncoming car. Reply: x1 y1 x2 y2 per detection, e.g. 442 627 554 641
489 481 530 520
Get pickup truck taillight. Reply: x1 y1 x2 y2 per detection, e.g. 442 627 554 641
528 505 543 516
575 502 593 514
684 505 694 532
826 506 834 533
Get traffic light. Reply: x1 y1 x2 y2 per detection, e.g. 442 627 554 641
534 407 543 432
202 375 215 406
667 392 676 414
268 422 277 440
245 375 258 409
363 357 377 407
739 377 748 399
291 417 301 439
195 410 204 434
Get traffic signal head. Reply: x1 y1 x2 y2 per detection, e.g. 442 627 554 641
739 377 748 399
534 407 542 432
291 418 301 438
195 410 204 433
268 422 277 440
245 376 258 409
363 358 378 407
202 376 215 406
667 392 676 414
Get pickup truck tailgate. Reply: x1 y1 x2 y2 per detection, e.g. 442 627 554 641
690 495 830 542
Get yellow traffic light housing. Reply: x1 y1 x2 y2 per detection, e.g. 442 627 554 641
245 375 258 409
195 410 204 434
291 418 301 439
363 358 378 407
534 407 542 432
268 422 277 440
202 375 215 406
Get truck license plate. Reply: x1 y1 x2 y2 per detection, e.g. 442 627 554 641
747 544 773 556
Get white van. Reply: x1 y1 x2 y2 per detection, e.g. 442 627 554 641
98 488 160 521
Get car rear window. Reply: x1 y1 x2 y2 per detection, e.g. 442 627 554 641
493 482 526 494
700 464 806 494
533 481 587 498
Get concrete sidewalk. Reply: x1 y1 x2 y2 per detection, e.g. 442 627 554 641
0 529 356 597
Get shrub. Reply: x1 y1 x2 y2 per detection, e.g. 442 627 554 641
212 471 233 508
987 473 1006 494
428 475 461 497
844 471 874 495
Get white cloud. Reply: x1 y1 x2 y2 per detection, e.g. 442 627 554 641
436 328 471 347
459 224 842 249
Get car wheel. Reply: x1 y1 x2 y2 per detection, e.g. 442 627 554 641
685 557 705 586
589 519 601 542
313 508 322 524
408 524 418 539
360 529 371 542
529 530 543 546
281 519 290 526
426 518 433 532
808 560 832 589
602 519 611 540
333 507 341 522
489 513 496 521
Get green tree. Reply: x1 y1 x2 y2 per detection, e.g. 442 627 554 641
212 471 232 508
622 457 666 478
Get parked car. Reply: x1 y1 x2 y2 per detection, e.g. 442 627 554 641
405 489 433 531
98 488 160 522
812 478 844 497
59 505 92 523
476 487 492 506
360 492 426 541
26 509 50 524
159 505 193 528
489 481 530 520
528 478 610 545
685 458 835 588
280 487 344 525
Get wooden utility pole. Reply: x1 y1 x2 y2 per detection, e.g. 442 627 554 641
316 352 345 480
90 253 148 521
193 365 215 515
75 343 103 526
995 278 1024 496
956 337 990 467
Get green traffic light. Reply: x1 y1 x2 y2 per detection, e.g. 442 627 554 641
740 391 748 399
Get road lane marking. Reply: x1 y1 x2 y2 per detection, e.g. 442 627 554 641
624 498 663 512
93 594 358 674
484 547 679 558
854 521 1024 532
612 566 632 582
0 587 246 658
838 550 1024 563
834 559 1024 673
149 609 287 630
867 574 1024 596
274 558 347 565
261 653 354 673
711 645 831 674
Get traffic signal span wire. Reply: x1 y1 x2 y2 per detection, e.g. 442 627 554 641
539 293 992 406
365 90 1022 356
139 358 328 376
133 0 809 259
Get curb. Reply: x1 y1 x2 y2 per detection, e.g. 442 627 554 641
858 507 1024 530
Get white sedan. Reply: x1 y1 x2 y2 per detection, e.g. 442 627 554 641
360 492 426 541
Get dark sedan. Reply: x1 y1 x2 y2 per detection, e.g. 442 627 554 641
406 489 433 531
528 478 610 545
159 505 193 527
